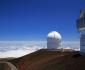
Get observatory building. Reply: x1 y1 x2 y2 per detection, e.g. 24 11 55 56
47 31 62 51
76 9 85 53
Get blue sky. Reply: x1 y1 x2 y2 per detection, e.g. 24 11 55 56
0 0 85 41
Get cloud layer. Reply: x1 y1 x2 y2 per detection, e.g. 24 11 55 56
0 41 80 58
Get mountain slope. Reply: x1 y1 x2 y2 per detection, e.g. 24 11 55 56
10 49 85 70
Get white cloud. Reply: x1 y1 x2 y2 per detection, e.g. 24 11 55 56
62 41 80 50
0 41 80 58
0 41 45 58
0 49 37 58
64 47 72 49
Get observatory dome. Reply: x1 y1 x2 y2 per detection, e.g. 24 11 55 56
47 31 61 39
47 31 62 50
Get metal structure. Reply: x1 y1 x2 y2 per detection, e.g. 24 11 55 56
76 9 85 53
47 31 62 51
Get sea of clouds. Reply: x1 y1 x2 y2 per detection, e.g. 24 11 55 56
0 41 80 58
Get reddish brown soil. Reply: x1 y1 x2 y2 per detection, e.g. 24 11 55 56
10 49 85 70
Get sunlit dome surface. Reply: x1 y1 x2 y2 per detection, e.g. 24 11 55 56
47 31 62 50
47 31 61 39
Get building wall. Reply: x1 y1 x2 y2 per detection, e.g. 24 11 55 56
47 37 61 50
80 33 85 53
76 17 85 31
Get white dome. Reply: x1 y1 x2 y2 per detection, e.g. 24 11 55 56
47 31 62 50
47 31 61 39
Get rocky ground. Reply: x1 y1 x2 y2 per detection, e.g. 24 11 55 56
8 49 85 70
0 49 85 70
